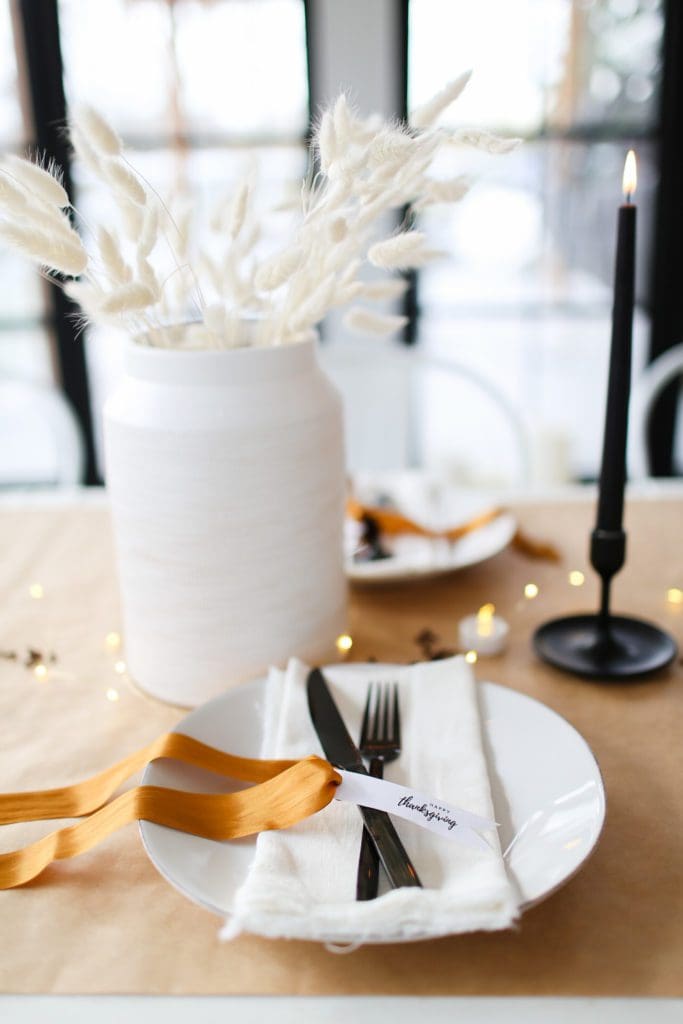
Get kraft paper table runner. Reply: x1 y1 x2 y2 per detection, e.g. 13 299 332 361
0 498 681 996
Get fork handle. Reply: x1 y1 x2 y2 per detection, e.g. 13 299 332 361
356 758 384 901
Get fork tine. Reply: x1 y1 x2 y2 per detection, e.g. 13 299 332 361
382 683 390 741
360 684 373 747
392 684 400 747
372 683 382 739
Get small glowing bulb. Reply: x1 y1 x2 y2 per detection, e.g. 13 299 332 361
114 660 127 675
33 663 48 681
524 583 539 599
29 583 44 600
476 603 495 637
667 587 683 605
105 631 121 651
335 634 353 654
106 687 120 702
569 570 585 587
465 650 478 665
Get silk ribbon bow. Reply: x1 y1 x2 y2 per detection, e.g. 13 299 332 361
0 732 340 889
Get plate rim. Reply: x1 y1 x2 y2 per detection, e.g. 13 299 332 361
345 512 517 583
139 667 606 924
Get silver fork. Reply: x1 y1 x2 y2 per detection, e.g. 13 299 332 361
356 682 401 900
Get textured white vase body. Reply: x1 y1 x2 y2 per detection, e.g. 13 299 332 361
103 338 347 706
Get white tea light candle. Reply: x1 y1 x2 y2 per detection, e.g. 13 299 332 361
459 604 509 656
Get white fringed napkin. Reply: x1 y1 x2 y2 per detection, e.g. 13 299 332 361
220 656 519 944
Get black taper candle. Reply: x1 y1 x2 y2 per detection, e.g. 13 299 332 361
591 152 637 617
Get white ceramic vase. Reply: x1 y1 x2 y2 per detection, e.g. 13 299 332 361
103 334 347 706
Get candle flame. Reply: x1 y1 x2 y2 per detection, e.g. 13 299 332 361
622 150 637 201
477 603 495 637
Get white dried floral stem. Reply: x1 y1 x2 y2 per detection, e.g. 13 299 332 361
358 277 409 301
447 128 522 154
97 226 131 285
409 70 472 129
2 154 69 207
227 179 250 241
343 307 408 336
74 105 122 156
0 222 88 276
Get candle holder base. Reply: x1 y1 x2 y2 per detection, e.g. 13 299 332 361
533 613 677 680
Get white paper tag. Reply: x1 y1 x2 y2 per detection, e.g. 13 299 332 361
335 770 497 852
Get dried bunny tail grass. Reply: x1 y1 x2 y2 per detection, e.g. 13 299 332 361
367 127 418 169
368 230 432 270
3 154 69 207
227 180 250 240
316 110 337 173
69 125 103 175
0 222 88 276
119 198 145 241
99 281 157 314
105 159 146 205
203 302 226 335
197 252 223 295
338 258 362 289
74 105 122 156
358 277 409 301
449 128 521 154
138 205 159 257
343 307 408 336
412 174 471 211
97 226 131 285
136 254 161 299
284 274 336 334
332 94 355 148
329 216 348 243
333 279 364 306
254 246 302 292
409 70 472 129
63 279 103 318
0 170 29 210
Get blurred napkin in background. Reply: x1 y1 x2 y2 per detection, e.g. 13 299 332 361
221 656 519 944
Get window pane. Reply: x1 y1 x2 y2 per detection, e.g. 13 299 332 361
0 1 26 148
409 0 663 135
59 0 308 141
1 0 53 417
408 0 664 482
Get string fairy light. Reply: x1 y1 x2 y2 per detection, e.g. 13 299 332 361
524 583 539 599
105 687 120 702
464 650 478 665
105 631 121 651
335 634 353 654
667 588 683 605
33 663 48 681
114 660 127 675
568 571 585 587
28 583 44 600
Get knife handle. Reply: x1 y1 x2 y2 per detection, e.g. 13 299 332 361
358 806 422 889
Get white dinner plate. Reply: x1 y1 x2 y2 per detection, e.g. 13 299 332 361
140 665 606 931
345 512 517 583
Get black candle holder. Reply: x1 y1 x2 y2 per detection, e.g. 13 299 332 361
533 526 677 680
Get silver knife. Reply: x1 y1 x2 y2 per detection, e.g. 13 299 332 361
307 667 422 890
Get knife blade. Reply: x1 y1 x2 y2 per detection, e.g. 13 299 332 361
307 667 422 890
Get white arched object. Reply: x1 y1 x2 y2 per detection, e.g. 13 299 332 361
629 343 683 479
0 379 85 486
319 339 531 486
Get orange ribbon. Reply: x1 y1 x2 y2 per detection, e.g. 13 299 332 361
0 732 340 889
347 498 561 562
346 497 504 542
